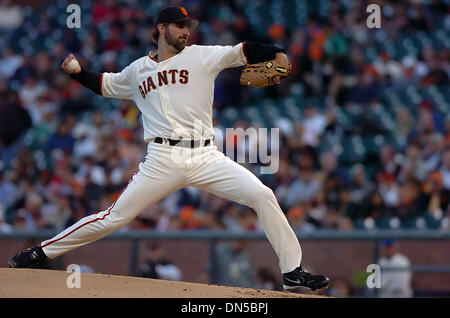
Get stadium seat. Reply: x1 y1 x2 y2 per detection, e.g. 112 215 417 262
375 217 391 230
424 211 444 229
353 219 366 230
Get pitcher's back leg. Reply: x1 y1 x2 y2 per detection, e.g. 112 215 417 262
41 161 186 259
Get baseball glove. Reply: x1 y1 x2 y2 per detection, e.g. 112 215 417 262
240 60 291 88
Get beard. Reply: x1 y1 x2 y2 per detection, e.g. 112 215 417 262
165 29 188 52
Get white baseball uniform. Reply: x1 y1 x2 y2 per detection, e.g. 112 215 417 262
41 43 302 274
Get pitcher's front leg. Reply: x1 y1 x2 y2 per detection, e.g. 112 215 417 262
188 152 301 274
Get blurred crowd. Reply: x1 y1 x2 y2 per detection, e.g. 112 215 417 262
0 0 450 233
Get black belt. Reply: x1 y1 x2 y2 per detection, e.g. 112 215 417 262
153 137 212 148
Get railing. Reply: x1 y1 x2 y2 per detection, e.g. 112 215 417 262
2 229 450 296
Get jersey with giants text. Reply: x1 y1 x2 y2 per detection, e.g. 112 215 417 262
101 44 248 141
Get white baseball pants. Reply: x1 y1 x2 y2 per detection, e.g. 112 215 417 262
41 142 302 274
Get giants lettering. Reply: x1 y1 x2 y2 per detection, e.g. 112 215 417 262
158 71 168 86
147 76 156 90
179 69 189 84
138 69 189 99
168 70 178 84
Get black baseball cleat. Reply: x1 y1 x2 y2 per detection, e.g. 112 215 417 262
8 246 48 268
282 266 330 291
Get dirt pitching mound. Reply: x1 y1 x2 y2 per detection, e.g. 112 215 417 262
0 268 326 298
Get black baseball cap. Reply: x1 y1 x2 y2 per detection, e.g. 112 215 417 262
156 6 199 28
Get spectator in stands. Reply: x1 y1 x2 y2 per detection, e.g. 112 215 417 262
0 204 14 233
378 144 401 176
105 24 127 51
0 90 32 166
348 69 380 105
12 54 37 84
424 171 450 221
396 179 428 220
286 206 316 233
0 171 21 215
307 190 328 227
349 164 373 207
346 164 374 219
323 205 354 231
359 190 388 221
394 106 415 140
378 173 400 208
374 52 403 81
46 118 76 155
421 52 449 87
92 0 121 25
302 105 328 147
439 148 450 190
283 154 321 208
319 151 347 208
0 48 23 79
138 242 182 281
398 143 429 183
210 240 255 288
0 0 24 29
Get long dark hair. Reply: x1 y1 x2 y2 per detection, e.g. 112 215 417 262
151 27 159 44
151 23 168 44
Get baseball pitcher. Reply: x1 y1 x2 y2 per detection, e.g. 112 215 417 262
9 7 329 292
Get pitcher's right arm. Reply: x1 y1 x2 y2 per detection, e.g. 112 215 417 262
61 53 134 100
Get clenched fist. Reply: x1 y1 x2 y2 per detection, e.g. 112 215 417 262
61 53 81 74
